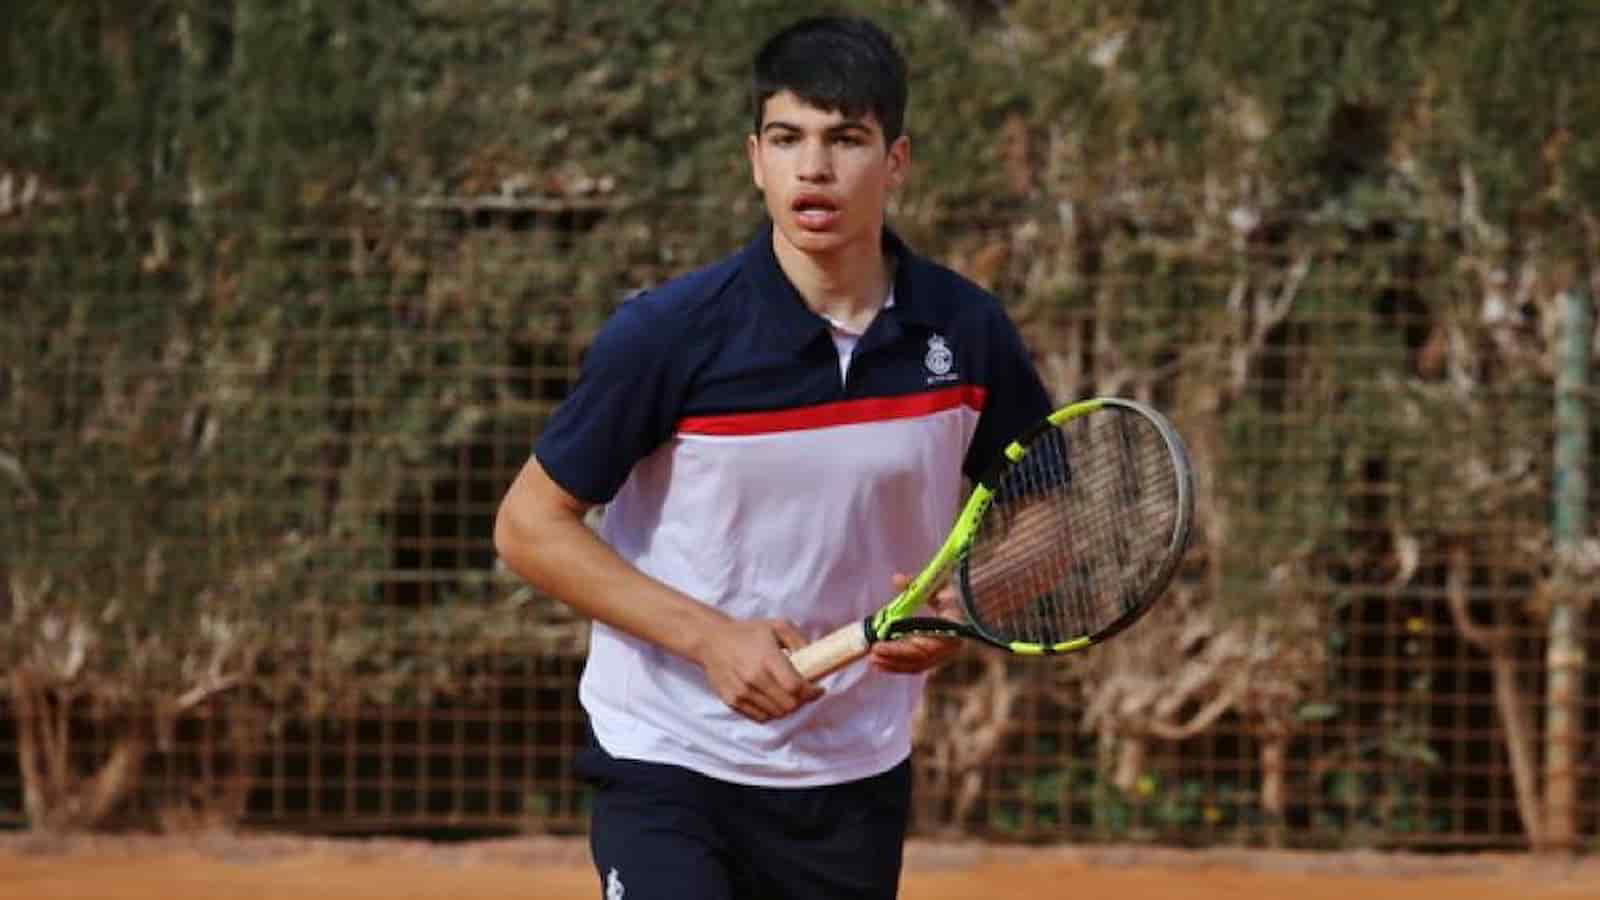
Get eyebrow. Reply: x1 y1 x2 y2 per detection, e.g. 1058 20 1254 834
761 120 875 137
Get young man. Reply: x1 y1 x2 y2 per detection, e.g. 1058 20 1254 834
494 15 1051 900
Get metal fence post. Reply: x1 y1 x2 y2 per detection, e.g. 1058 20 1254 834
1547 287 1590 851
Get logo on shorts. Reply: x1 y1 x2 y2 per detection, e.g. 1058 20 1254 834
606 867 625 900
925 335 954 376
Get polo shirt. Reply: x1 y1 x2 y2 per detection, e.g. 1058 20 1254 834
535 223 1052 787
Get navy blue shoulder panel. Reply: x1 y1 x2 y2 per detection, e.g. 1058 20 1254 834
907 259 1052 481
534 257 739 504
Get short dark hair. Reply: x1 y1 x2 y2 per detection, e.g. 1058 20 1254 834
751 16 909 143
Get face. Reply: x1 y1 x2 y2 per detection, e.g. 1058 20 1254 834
747 90 910 258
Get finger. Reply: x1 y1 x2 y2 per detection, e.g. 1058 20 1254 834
868 654 919 674
737 659 821 714
764 623 825 700
770 621 810 652
735 699 772 723
768 654 825 702
871 644 924 672
872 635 956 662
870 651 933 674
926 588 965 620
870 636 960 673
722 663 799 720
722 687 769 722
737 682 789 721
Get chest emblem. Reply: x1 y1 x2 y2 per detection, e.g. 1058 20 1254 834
924 335 954 376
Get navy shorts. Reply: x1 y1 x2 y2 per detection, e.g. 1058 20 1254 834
574 739 912 900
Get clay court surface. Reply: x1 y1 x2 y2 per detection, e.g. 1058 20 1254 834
3 834 1597 900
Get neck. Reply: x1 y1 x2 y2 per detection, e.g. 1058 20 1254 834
770 228 894 330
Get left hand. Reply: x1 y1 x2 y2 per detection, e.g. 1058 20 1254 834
868 573 965 675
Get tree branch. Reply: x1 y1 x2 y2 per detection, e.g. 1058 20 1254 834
1443 543 1544 847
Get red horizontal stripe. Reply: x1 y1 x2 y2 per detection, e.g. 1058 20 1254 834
677 385 987 436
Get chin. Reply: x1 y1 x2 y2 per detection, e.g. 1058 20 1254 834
777 222 858 256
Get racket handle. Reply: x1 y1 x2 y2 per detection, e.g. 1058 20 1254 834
789 618 873 681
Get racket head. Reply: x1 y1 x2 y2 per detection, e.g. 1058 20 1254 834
954 397 1194 655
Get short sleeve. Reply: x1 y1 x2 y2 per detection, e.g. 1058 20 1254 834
534 297 692 504
963 307 1052 481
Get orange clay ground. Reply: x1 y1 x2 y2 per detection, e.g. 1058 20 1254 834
2 833 1596 899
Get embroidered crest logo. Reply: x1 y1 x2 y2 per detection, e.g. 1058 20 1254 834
606 868 625 900
924 335 954 376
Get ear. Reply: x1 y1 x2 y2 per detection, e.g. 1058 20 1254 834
747 133 765 192
885 134 911 191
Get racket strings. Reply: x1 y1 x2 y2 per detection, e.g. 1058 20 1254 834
963 409 1181 646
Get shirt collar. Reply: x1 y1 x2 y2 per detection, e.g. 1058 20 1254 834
741 222 944 352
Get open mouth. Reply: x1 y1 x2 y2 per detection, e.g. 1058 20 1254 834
793 194 841 229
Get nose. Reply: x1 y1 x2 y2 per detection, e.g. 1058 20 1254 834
798 140 833 183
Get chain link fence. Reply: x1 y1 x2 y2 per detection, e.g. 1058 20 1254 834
2 202 1596 850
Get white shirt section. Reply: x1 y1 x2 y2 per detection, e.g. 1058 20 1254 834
828 330 861 381
822 290 895 382
580 401 978 787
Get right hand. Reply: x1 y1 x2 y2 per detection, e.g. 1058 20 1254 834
696 618 824 723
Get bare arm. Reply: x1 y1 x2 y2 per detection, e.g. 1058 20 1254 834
493 456 822 720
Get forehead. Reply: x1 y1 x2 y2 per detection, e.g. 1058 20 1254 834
759 90 883 132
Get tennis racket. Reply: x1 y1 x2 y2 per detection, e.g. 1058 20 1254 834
788 397 1194 681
